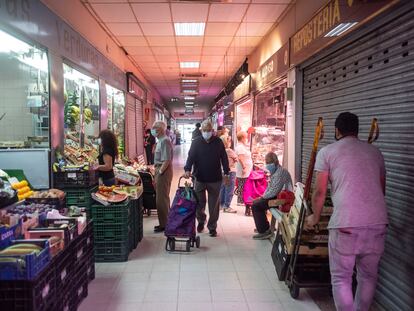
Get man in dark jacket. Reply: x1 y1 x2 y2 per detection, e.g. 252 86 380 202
191 122 202 140
184 120 230 237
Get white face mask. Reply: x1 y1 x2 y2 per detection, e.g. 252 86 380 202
97 138 102 145
202 131 213 141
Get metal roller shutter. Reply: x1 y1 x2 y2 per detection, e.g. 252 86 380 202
135 99 144 157
300 3 414 310
126 94 137 159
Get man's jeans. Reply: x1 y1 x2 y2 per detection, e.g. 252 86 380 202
219 172 236 209
329 225 387 311
194 180 222 231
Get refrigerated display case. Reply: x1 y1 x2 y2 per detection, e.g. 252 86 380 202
252 84 286 166
106 84 125 156
63 64 100 165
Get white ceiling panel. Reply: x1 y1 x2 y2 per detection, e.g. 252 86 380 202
158 62 180 70
132 55 156 62
152 46 177 55
202 47 228 56
124 46 152 55
138 62 159 69
88 0 128 2
131 3 171 22
179 55 201 62
146 36 176 47
176 37 204 47
205 23 240 36
177 46 202 56
154 54 179 62
171 3 209 22
202 55 224 62
105 23 142 36
91 4 136 22
245 4 287 22
237 22 274 37
118 36 147 47
140 23 174 36
208 4 248 22
251 0 291 3
204 36 233 47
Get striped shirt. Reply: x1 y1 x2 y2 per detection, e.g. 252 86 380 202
262 165 293 200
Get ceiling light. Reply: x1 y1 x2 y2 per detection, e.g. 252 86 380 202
182 89 198 94
185 102 194 105
184 96 195 100
324 22 358 37
174 23 205 36
182 79 198 83
180 62 199 69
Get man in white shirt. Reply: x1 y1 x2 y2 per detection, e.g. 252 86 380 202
305 112 388 311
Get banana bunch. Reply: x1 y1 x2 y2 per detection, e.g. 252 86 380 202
64 92 80 129
84 107 92 124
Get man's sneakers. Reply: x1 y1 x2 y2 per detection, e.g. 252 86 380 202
252 229 273 240
223 207 237 213
154 225 165 233
209 229 217 237
197 223 205 233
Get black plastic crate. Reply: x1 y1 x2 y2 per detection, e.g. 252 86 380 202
138 171 155 193
70 263 88 311
52 244 75 294
94 240 130 262
54 170 98 189
0 261 56 311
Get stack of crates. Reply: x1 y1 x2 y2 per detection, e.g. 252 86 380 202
64 186 97 216
89 200 133 262
131 197 144 249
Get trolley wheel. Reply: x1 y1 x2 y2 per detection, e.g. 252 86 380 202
186 240 191 252
289 284 300 299
195 236 201 248
166 238 175 251
146 209 152 217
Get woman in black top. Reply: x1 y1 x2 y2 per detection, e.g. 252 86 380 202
144 128 156 165
96 129 118 186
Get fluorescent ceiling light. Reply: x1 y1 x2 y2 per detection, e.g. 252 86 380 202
184 96 195 100
324 22 358 37
182 79 198 83
185 102 194 105
180 62 199 68
182 89 198 94
174 23 205 36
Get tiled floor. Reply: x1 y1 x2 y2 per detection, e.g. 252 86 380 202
79 144 321 311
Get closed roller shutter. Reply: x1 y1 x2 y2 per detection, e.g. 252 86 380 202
300 2 414 310
126 94 137 159
135 99 144 157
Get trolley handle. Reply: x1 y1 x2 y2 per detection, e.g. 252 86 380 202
179 175 195 188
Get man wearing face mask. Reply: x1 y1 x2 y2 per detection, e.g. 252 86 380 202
251 152 293 240
184 120 230 237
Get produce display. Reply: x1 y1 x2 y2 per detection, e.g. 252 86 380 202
251 127 285 166
94 185 128 203
0 179 17 208
61 133 99 166
30 189 65 200
64 91 93 130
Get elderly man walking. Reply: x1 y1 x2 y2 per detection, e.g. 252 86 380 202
184 120 230 237
152 120 174 233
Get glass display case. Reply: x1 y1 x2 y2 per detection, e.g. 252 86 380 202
235 100 252 134
252 84 286 166
106 84 125 156
63 64 100 165
0 29 49 149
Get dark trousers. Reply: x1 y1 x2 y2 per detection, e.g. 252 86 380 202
252 198 273 233
145 147 154 165
194 180 222 231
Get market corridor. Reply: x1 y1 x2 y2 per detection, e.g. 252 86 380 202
79 145 320 311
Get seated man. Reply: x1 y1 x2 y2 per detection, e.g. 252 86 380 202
252 152 293 240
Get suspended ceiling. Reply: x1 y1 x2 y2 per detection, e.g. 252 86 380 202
82 0 291 112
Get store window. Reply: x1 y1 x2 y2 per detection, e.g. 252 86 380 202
235 100 252 135
63 64 100 164
0 29 49 149
252 83 287 166
106 85 125 156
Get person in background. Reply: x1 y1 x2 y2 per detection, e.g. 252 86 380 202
251 152 293 239
95 129 118 186
184 120 230 237
219 135 238 213
235 131 253 206
216 126 224 138
144 128 156 165
192 122 202 140
152 121 174 233
305 112 388 311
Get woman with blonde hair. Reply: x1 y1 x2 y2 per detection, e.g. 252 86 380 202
235 131 253 213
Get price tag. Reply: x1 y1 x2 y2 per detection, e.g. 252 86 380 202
68 173 76 179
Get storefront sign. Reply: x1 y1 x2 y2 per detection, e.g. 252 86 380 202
290 0 397 66
255 42 290 90
233 75 251 102
0 0 126 90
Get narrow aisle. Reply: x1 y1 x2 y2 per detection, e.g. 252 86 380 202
80 144 320 311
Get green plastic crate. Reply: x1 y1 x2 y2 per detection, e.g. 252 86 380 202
93 222 132 242
89 200 132 224
94 240 130 262
64 186 97 208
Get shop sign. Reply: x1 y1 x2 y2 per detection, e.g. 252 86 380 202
255 42 290 90
0 0 126 90
233 75 251 102
290 0 397 66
